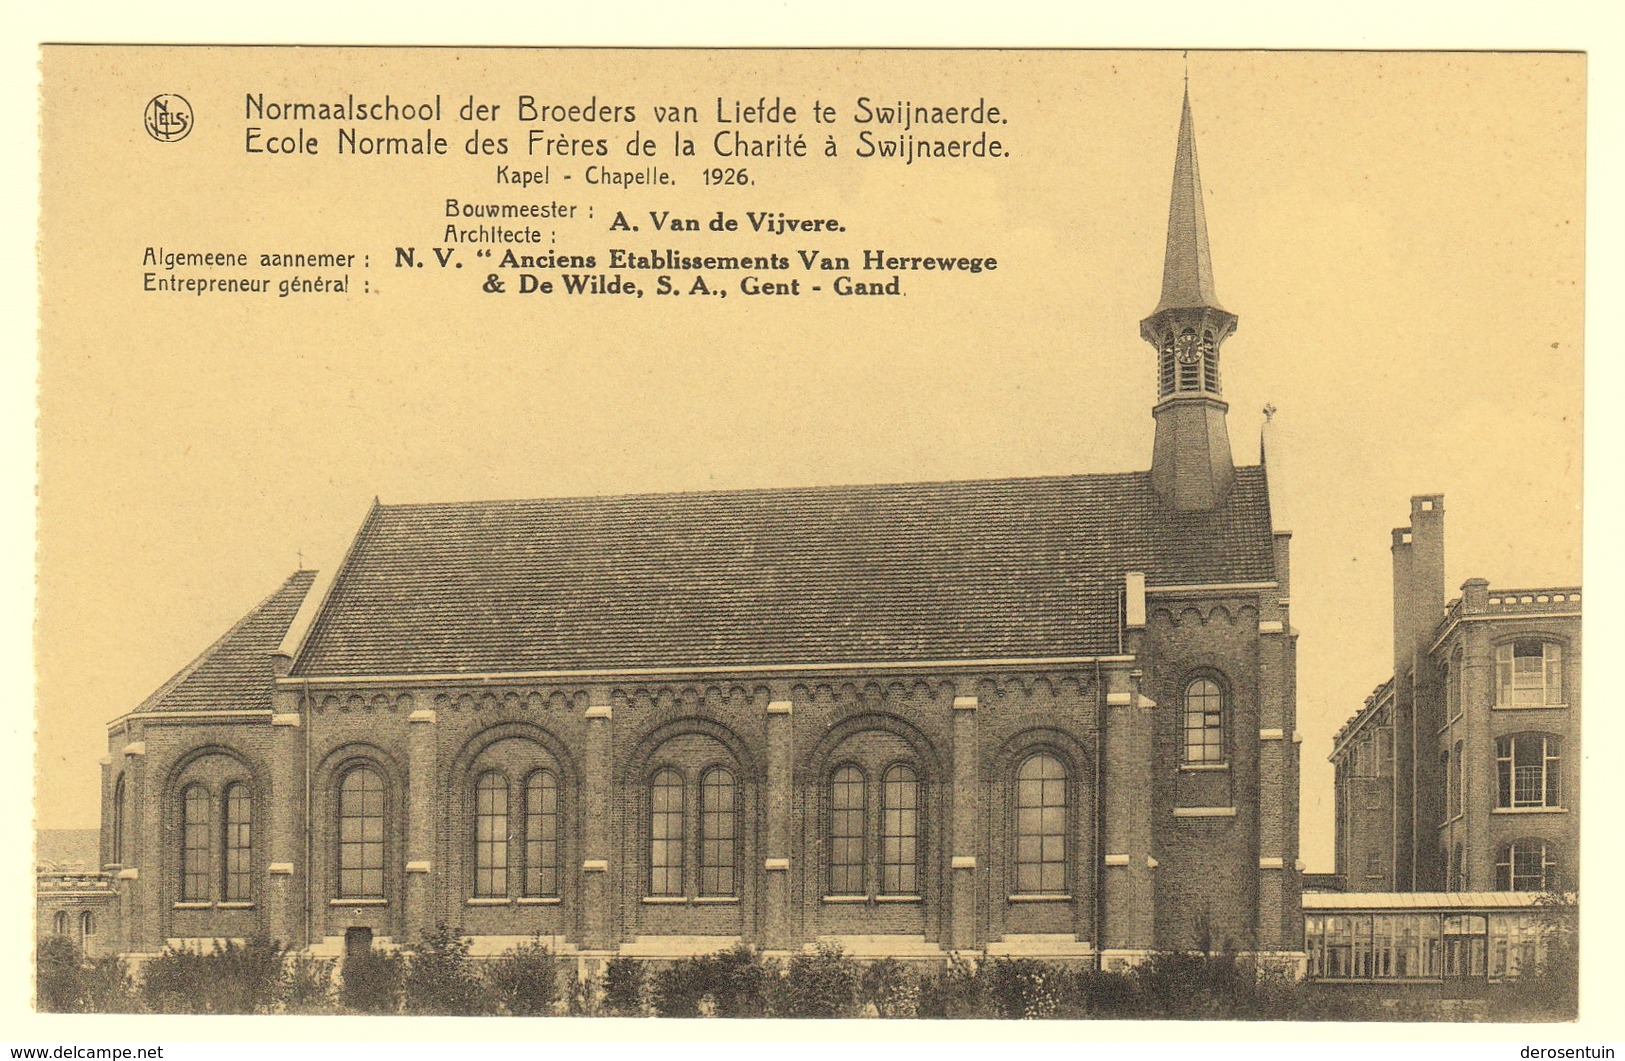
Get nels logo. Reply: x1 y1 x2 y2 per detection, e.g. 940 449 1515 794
144 94 193 142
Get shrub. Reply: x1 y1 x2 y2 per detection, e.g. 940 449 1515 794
602 956 648 1016
651 957 709 1017
79 953 138 1013
215 938 288 1013
35 936 84 1012
1515 892 1579 1020
139 945 208 1013
340 946 403 1014
1488 900 1579 1023
278 955 338 1014
771 942 860 1019
402 923 485 1015
917 954 988 1018
709 944 773 1017
1133 949 1255 1019
859 957 918 1018
1062 967 1143 1019
1247 956 1310 1020
486 938 561 1016
36 938 140 1015
984 958 1061 1019
651 944 772 1018
139 938 285 1014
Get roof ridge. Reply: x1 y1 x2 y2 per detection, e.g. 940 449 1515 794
374 468 1171 511
135 570 314 713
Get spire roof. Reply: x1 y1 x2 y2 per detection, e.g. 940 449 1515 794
1154 87 1224 314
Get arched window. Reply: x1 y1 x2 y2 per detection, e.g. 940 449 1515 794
223 783 253 902
1497 732 1561 809
1200 330 1220 393
523 771 559 899
1015 753 1068 895
828 765 866 896
338 767 385 899
112 774 126 866
1448 740 1464 819
880 764 919 896
80 911 95 938
1158 332 1176 397
1447 647 1463 718
699 767 738 897
1496 640 1564 706
649 769 684 897
52 911 67 936
474 772 508 898
1496 839 1559 892
1183 678 1225 764
181 784 211 901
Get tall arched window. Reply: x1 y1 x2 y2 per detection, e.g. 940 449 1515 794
649 769 685 897
1447 647 1463 718
1183 678 1225 764
53 911 67 936
1497 838 1559 892
700 767 738 897
523 770 559 899
338 767 385 899
80 911 95 938
1497 733 1561 809
828 765 866 896
223 783 252 902
1449 740 1464 819
112 774 126 866
474 772 508 898
181 784 211 901
880 764 919 896
1015 753 1068 895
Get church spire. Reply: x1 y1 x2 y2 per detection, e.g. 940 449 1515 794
1140 86 1238 512
1154 86 1224 315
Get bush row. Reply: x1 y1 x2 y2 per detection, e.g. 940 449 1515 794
34 926 568 1016
36 929 1576 1020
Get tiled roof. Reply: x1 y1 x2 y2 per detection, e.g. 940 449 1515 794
136 570 317 711
36 828 101 872
292 468 1277 677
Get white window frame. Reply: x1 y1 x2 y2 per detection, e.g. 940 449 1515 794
1496 640 1564 707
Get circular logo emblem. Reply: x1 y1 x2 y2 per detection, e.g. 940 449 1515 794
144 94 193 142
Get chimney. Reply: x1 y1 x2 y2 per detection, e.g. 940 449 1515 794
1408 495 1446 654
1391 526 1414 675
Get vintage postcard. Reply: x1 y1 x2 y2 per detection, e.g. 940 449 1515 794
28 45 1593 1035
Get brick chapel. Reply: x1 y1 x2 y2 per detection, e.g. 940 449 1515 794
98 89 1304 966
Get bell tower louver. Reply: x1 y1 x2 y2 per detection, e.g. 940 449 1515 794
1140 86 1238 512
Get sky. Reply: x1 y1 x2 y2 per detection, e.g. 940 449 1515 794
31 47 1586 879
